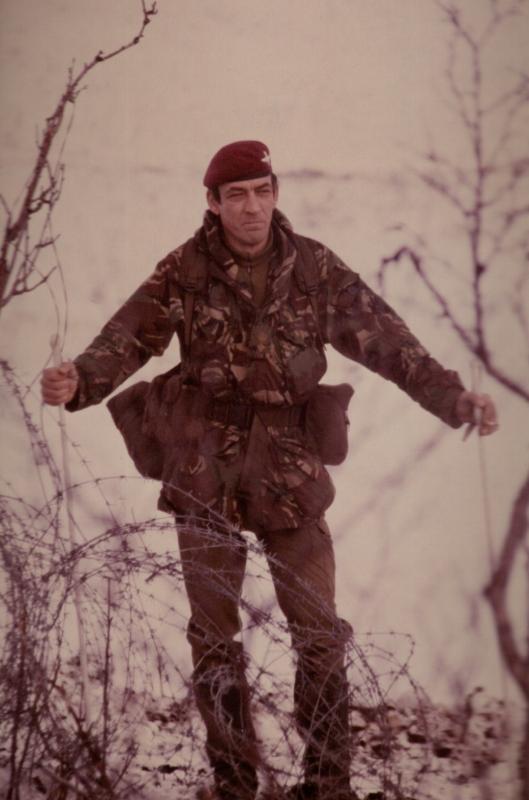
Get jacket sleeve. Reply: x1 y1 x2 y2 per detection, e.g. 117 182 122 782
66 253 180 411
323 248 466 428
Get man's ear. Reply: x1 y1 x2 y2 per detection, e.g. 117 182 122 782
207 190 220 215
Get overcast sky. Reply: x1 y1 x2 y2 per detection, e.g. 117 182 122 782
2 0 527 178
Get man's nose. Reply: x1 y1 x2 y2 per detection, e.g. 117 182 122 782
244 192 260 212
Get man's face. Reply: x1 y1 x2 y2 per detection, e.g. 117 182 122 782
207 176 278 255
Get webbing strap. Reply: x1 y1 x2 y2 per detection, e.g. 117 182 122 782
183 291 194 357
293 235 324 346
179 239 208 357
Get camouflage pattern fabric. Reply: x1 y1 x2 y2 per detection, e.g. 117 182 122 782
67 209 465 529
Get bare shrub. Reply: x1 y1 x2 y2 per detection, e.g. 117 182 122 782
379 1 529 794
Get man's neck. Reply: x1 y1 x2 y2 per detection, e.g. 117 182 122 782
224 232 274 263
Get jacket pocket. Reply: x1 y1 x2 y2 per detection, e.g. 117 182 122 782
107 380 163 480
285 346 327 399
107 365 208 482
271 430 335 520
305 382 354 465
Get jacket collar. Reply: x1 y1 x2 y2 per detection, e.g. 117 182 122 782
194 209 298 311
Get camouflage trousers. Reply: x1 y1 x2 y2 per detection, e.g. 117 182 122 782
177 517 352 799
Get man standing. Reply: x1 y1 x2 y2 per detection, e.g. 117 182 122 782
42 141 498 800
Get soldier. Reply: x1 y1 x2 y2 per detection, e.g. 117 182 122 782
41 141 498 800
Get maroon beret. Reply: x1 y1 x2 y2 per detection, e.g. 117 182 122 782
203 140 273 190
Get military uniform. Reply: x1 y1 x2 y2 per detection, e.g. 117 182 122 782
67 207 465 799
68 208 464 522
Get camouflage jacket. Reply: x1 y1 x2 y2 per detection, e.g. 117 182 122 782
68 209 465 530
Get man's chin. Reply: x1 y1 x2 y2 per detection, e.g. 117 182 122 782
245 232 266 244
223 221 273 255
242 223 266 235
239 228 269 247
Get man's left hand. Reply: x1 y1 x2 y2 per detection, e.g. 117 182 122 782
456 390 499 436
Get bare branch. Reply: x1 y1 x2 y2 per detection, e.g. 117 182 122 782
10 266 59 299
416 169 469 215
511 266 529 346
0 1 158 312
480 0 525 45
379 245 476 351
487 74 529 166
484 71 529 117
379 246 529 402
417 148 474 192
416 8 529 787
484 467 529 695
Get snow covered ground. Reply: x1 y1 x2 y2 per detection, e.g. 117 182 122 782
1 673 522 799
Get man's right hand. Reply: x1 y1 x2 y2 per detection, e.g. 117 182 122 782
41 361 79 406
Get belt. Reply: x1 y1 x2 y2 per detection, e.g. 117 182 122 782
208 399 304 429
